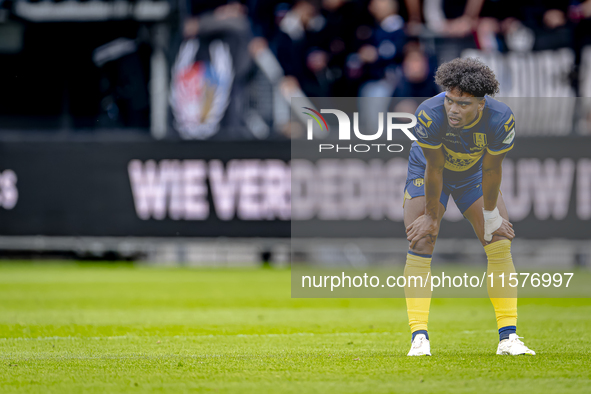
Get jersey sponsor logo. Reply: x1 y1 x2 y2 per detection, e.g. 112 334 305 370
445 151 476 170
443 146 485 172
415 124 428 138
418 110 432 128
504 114 515 132
503 128 515 144
473 133 487 148
413 178 424 187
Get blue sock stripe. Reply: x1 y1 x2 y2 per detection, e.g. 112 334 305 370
408 251 432 259
412 330 429 341
498 325 516 341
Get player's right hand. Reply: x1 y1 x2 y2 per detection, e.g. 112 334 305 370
490 217 515 243
484 207 515 242
406 214 439 249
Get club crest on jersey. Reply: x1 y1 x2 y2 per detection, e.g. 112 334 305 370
473 133 487 148
415 124 428 138
413 178 424 187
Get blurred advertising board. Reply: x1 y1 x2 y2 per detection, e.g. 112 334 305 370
0 138 588 239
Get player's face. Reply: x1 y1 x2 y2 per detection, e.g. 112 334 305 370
444 88 485 128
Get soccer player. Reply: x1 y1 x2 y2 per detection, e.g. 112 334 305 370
402 58 535 356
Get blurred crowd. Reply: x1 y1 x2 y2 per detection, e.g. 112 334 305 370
3 0 591 138
183 0 591 100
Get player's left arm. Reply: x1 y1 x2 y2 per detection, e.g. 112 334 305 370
482 151 505 211
481 108 517 242
482 151 514 242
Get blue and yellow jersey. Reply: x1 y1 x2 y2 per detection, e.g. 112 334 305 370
411 92 516 180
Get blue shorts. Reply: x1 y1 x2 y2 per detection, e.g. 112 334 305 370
404 144 483 214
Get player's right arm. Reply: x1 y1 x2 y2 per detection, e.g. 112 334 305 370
406 146 445 248
423 147 445 220
481 106 517 242
406 100 446 248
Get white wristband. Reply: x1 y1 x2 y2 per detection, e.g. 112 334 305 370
483 207 502 242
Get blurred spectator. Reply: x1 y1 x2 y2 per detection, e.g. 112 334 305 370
392 98 421 114
422 0 575 53
357 0 407 98
423 0 482 37
423 0 508 52
402 0 424 35
318 0 372 96
572 0 591 66
502 1 572 52
93 38 151 129
393 44 440 98
272 0 334 96
248 0 292 41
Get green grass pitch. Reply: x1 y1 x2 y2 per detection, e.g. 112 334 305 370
1 262 590 393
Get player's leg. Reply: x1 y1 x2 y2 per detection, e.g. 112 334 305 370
402 144 449 355
403 192 446 355
460 192 510 246
461 193 535 355
404 196 447 253
463 193 517 335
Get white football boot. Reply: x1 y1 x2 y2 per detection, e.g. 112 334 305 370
407 334 431 356
496 333 536 355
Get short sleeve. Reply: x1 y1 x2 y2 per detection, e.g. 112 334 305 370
412 105 442 150
487 108 515 155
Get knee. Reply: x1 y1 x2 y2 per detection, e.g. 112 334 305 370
480 234 512 248
409 237 436 256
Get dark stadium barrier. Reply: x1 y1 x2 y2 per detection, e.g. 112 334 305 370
0 138 589 239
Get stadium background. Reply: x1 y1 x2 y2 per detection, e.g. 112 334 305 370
0 0 590 266
1 1 591 392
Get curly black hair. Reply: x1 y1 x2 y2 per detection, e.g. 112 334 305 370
434 58 500 98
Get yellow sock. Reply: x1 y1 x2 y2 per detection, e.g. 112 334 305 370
404 252 432 334
485 239 518 329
